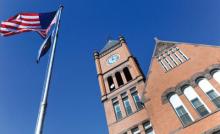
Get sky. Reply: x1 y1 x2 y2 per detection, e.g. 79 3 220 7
0 0 220 134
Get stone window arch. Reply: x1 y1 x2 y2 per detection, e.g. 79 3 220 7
210 68 220 85
167 92 176 100
161 88 176 104
195 76 206 85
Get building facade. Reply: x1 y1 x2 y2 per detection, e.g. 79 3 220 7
94 36 220 134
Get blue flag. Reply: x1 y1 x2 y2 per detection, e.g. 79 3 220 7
36 35 52 63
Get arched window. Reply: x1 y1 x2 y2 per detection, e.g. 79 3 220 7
123 67 132 82
115 72 124 87
197 78 220 108
182 85 210 117
211 69 220 84
107 76 115 91
168 93 193 126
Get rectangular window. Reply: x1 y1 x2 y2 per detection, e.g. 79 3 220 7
178 49 189 60
176 106 193 126
113 102 122 120
207 90 220 108
164 57 173 69
158 58 168 71
191 98 209 117
130 88 137 94
171 47 183 64
132 92 143 110
123 97 133 115
112 97 118 104
131 127 140 134
157 47 189 72
121 92 127 98
143 121 154 134
168 53 178 66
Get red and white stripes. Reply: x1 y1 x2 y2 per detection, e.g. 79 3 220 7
0 13 46 37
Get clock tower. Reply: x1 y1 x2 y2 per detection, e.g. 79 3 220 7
94 36 152 134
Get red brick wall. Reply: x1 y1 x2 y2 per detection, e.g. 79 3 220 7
144 43 220 134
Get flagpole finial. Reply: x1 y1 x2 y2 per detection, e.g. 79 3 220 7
59 5 64 9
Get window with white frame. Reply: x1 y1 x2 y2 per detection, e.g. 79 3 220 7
168 93 193 126
212 69 220 84
207 90 220 108
176 47 189 61
197 78 220 108
131 91 144 110
122 96 133 115
157 46 189 72
131 127 140 134
143 121 155 134
113 101 122 120
183 86 210 117
191 98 209 116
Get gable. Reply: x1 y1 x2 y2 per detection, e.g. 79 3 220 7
145 40 220 97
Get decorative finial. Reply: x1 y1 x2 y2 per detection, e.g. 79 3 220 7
93 51 99 59
59 5 64 10
119 35 126 43
154 37 160 43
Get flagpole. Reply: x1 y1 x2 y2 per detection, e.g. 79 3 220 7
35 6 63 134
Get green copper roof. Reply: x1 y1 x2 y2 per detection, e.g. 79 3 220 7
100 40 119 53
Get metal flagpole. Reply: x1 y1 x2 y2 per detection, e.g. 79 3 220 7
35 6 63 134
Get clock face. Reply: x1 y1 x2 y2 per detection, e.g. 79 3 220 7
107 54 120 65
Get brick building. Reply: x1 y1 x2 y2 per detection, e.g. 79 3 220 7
94 36 220 134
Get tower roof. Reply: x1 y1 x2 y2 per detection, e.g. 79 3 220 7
100 40 120 54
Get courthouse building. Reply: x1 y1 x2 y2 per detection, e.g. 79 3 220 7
93 36 220 134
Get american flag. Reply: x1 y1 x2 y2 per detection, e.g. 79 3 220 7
0 11 57 38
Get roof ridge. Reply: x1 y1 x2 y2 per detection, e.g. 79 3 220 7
154 38 220 47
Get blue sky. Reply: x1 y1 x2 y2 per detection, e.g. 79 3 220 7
0 0 220 134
